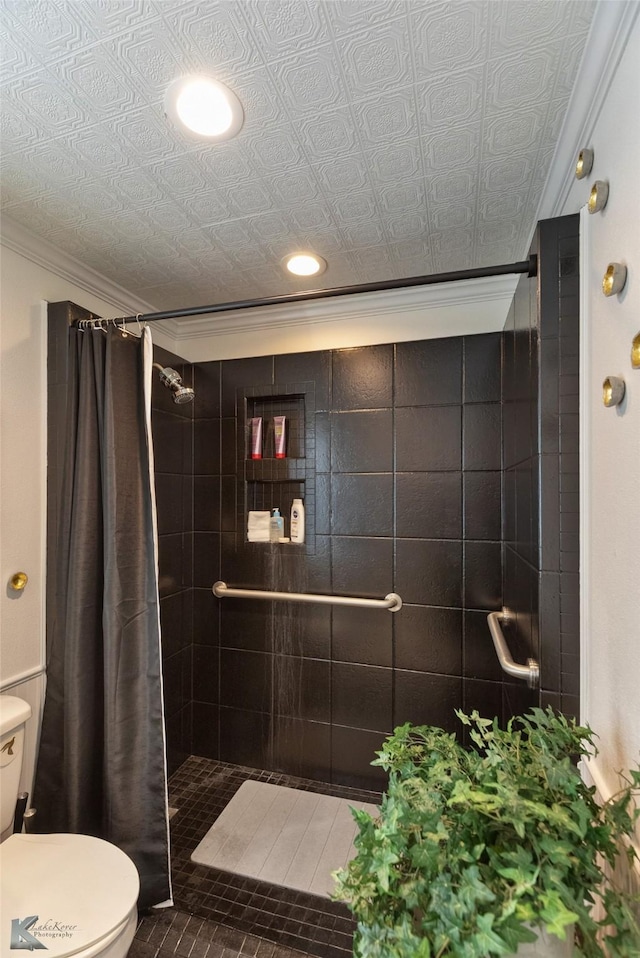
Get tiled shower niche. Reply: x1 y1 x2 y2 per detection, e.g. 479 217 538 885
240 382 316 553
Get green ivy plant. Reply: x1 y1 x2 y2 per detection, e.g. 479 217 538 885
334 708 640 957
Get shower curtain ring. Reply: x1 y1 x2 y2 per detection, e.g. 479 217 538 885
135 313 144 336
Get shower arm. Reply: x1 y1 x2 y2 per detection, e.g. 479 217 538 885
212 581 403 613
487 610 540 688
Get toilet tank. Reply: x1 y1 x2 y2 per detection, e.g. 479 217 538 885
0 696 32 836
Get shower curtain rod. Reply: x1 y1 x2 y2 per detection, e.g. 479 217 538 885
105 255 537 326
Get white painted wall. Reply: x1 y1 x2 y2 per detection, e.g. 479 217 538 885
560 14 640 804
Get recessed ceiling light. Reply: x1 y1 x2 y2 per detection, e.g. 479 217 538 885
164 75 244 140
284 252 327 277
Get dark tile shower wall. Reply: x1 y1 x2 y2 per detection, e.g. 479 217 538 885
152 345 195 776
50 219 580 793
538 216 581 717
502 214 580 719
189 335 506 790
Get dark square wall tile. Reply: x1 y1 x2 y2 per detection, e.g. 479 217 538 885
163 649 187 716
194 476 220 532
331 473 393 537
464 333 501 403
221 356 273 416
158 533 186 597
220 475 236 534
332 536 394 598
296 602 331 659
315 412 330 472
331 410 393 473
395 605 462 675
193 362 221 418
394 671 462 734
160 591 191 658
396 472 462 539
331 726 388 790
220 418 237 475
219 707 269 769
463 403 502 471
463 679 503 725
220 599 272 652
395 338 462 406
193 532 220 589
464 541 502 610
274 350 330 410
220 649 271 712
152 411 191 475
332 605 392 667
396 538 462 607
332 345 393 410
193 645 219 704
194 419 220 475
192 703 219 760
212 531 261 580
274 656 330 723
316 473 331 535
464 471 501 540
193 587 219 646
464 610 504 681
155 473 186 536
396 405 462 471
272 717 331 782
332 662 392 733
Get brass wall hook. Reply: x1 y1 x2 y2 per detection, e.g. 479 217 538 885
602 263 627 297
575 148 594 179
588 180 609 213
9 572 28 591
603 377 625 407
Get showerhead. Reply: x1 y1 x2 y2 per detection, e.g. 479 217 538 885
153 364 195 404
172 384 196 404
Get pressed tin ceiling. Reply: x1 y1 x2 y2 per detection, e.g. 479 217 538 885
0 0 596 311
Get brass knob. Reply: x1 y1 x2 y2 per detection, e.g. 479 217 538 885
632 333 640 369
575 148 593 180
10 572 28 591
602 263 627 297
588 180 609 214
603 377 625 407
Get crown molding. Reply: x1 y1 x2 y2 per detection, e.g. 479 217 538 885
0 214 158 319
165 274 519 342
534 0 639 224
1 210 516 352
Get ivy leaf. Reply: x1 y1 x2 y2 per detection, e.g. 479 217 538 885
471 913 512 955
539 891 580 937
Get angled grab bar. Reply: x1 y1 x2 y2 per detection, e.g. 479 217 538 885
487 610 540 688
212 581 403 612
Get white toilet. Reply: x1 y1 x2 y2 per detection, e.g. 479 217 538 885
0 696 140 958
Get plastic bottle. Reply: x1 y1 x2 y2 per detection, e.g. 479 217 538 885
269 508 284 542
290 498 305 544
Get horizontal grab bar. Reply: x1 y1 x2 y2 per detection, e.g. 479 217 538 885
212 581 403 613
487 610 540 688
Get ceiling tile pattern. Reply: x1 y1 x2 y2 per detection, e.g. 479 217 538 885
0 0 595 310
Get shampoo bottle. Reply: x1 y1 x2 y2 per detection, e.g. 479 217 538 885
270 508 284 542
290 498 305 544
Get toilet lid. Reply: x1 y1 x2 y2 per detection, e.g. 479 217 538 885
0 833 139 957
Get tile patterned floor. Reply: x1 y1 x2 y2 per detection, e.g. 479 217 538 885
129 757 381 958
